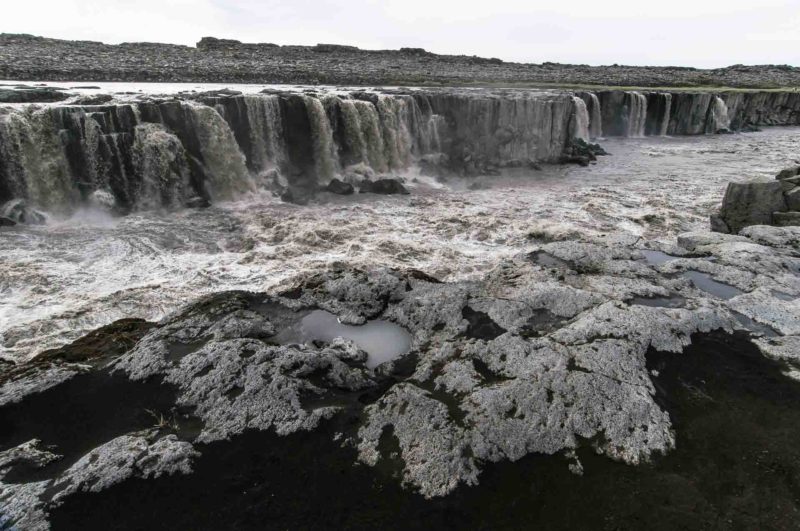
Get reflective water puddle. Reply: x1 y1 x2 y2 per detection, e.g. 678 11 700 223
277 310 412 369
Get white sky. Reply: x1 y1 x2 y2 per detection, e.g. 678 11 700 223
4 0 800 67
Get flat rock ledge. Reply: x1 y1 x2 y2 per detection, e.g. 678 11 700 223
1 226 799 529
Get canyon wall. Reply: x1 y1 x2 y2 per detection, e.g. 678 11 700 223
1 88 799 218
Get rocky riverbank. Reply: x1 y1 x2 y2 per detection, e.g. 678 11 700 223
1 221 798 529
3 33 800 88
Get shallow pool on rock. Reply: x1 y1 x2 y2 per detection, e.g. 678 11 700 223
682 271 744 300
276 310 412 369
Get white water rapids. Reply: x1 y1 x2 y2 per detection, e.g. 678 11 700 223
1 125 798 361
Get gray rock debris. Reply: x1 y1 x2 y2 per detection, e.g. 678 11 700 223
0 431 196 531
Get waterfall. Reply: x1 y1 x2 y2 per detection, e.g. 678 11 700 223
627 92 648 137
354 100 388 173
570 97 591 141
659 93 672 136
0 90 608 219
184 103 253 200
588 93 603 139
243 95 285 174
131 123 190 210
709 96 731 133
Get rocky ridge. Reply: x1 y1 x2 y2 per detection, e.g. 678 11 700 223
2 33 800 88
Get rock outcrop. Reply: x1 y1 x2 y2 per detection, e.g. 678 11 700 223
2 223 798 528
713 164 800 233
3 33 800 89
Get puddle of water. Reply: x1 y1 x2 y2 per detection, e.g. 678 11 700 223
529 251 571 270
276 310 412 369
640 250 677 266
682 271 744 300
630 294 687 308
732 312 780 338
519 309 565 337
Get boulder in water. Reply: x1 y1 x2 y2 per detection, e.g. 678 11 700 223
185 196 211 209
359 179 409 195
326 179 354 195
0 200 47 225
716 181 788 233
0 216 16 227
785 187 800 211
777 165 800 180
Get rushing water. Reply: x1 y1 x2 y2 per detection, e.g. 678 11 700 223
1 126 799 361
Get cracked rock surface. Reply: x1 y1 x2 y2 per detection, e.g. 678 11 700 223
0 225 798 527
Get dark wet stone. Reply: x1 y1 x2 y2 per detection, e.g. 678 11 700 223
359 179 409 195
49 332 800 530
185 196 211 209
0 216 16 227
0 87 70 103
461 306 507 340
326 178 354 195
37 318 156 365
528 250 572 270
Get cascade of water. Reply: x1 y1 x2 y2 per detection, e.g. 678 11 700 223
304 96 339 182
376 95 413 170
709 96 731 132
336 97 369 167
588 93 603 138
659 93 673 136
627 92 648 137
0 108 78 214
570 96 591 141
354 100 388 173
243 95 285 174
184 103 253 200
131 123 190 210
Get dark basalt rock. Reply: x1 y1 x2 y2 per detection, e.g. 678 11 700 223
326 178 354 195
715 181 788 233
72 94 114 105
46 332 800 531
185 196 211 209
359 179 409 195
0 87 70 103
776 165 800 180
560 138 608 166
0 216 16 227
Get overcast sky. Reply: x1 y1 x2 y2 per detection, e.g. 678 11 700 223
5 0 800 67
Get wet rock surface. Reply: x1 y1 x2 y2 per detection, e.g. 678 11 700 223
3 34 800 89
714 164 800 233
1 224 798 528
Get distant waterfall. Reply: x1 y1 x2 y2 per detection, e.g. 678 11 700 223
627 92 648 137
587 93 602 138
570 97 591 141
709 96 731 132
659 93 672 136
